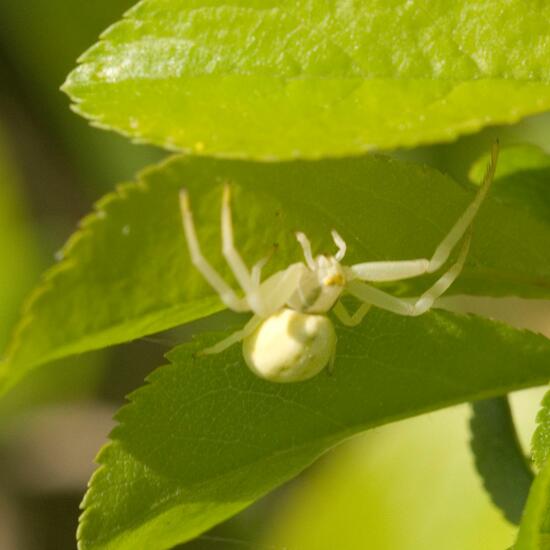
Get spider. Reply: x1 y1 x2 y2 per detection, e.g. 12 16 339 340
179 144 498 383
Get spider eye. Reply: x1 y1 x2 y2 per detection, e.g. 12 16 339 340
323 274 345 286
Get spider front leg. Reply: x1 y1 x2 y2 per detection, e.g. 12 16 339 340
180 187 267 314
296 229 347 267
220 184 268 313
180 189 248 312
348 141 498 283
346 230 472 317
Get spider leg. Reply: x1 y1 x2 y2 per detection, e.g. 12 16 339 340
221 184 259 294
255 263 307 315
199 262 304 355
331 230 347 261
223 186 293 314
250 243 278 287
333 300 372 327
295 232 316 269
348 141 498 283
201 315 263 355
202 263 307 354
179 189 249 312
346 230 472 317
251 256 269 286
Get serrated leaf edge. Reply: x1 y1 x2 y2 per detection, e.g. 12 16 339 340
0 154 209 393
77 316 550 549
60 1 550 159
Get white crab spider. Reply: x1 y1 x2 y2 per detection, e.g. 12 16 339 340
179 144 498 383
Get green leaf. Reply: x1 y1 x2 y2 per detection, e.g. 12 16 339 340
4 153 550 393
532 391 550 471
470 145 550 182
469 144 550 223
264 406 516 550
63 0 550 159
515 456 550 550
469 396 534 525
79 315 550 549
0 127 105 421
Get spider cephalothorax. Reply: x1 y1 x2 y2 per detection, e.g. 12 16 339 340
286 239 347 314
180 143 498 383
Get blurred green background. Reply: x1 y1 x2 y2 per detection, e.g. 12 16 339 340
1 2 550 549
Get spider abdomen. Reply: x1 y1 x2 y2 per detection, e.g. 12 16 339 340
242 308 337 383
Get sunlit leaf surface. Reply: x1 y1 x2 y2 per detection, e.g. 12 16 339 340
64 0 550 158
265 406 517 550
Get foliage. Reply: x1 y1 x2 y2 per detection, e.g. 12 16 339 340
63 0 550 159
77 318 550 549
0 125 106 428
2 1 550 548
515 456 550 550
264 406 517 550
4 153 550 393
469 397 534 525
